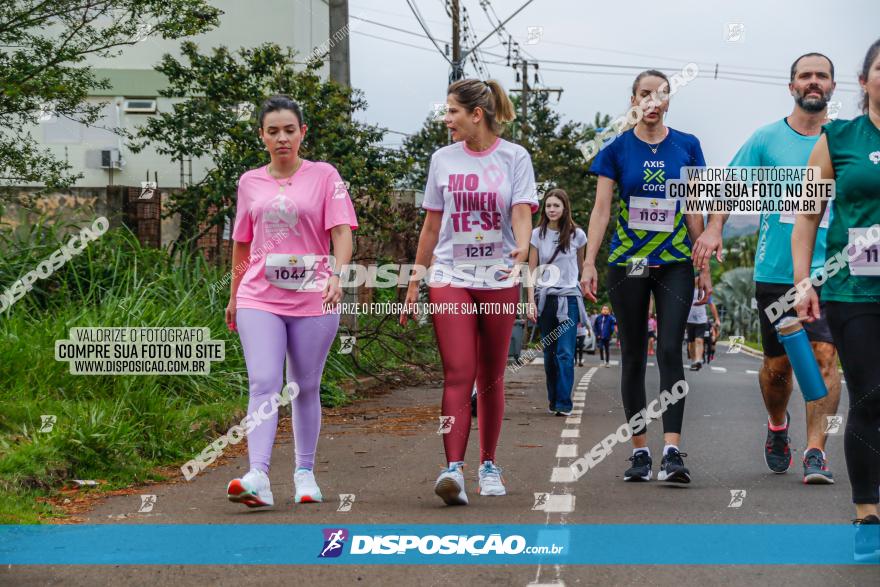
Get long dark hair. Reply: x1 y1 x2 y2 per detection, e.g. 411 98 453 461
537 188 579 260
859 39 880 113
259 95 304 127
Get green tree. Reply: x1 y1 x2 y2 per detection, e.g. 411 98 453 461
514 93 615 307
713 266 758 341
398 113 449 191
712 232 757 284
131 42 408 257
0 0 220 192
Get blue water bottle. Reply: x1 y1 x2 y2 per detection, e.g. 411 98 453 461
775 316 828 401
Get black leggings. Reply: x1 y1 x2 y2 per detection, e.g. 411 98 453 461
825 302 880 505
607 262 692 435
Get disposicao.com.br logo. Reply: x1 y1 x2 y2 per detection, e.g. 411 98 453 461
318 528 564 558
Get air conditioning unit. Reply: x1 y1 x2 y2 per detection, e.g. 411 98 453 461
124 99 157 114
100 149 123 169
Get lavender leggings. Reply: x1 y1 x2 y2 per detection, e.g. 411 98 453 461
236 308 340 472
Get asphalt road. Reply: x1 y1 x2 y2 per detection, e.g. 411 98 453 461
4 344 878 586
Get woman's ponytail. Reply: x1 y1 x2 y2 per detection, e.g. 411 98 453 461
447 78 515 135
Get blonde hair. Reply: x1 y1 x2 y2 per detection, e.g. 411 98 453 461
447 78 515 135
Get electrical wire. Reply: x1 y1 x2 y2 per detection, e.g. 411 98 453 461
405 0 453 64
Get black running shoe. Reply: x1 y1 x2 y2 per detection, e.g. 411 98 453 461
658 448 691 483
853 515 880 562
765 411 792 474
624 450 652 482
802 448 834 484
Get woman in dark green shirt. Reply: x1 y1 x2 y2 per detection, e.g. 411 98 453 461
793 39 880 533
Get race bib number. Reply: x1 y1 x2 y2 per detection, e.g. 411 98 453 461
779 202 831 228
627 197 676 232
847 228 880 276
265 254 324 290
452 218 503 266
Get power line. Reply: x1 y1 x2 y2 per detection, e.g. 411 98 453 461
351 2 833 81
472 5 805 79
352 8 859 91
378 127 416 136
350 15 449 42
351 30 441 54
531 57 857 86
405 0 452 64
461 3 491 78
715 74 859 92
466 0 536 58
540 67 648 77
539 66 860 93
477 0 542 84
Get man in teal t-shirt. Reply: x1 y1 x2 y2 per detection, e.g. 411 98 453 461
726 52 842 485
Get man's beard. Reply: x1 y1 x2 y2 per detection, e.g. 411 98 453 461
796 88 831 112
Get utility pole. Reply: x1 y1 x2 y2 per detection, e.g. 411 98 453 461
329 0 350 88
510 60 563 142
520 60 528 138
329 0 355 350
450 0 463 82
448 0 535 83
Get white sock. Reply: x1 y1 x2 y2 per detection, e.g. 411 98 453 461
663 444 679 456
633 447 650 457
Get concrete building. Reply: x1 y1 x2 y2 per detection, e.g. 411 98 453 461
35 0 330 190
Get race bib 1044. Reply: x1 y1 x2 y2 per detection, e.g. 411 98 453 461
264 254 326 290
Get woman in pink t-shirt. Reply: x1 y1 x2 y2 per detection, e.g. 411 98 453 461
400 79 538 506
224 96 358 508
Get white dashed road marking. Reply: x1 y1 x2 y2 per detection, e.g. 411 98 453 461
556 445 578 458
531 367 597 586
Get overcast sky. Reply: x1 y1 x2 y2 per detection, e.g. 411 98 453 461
348 0 878 168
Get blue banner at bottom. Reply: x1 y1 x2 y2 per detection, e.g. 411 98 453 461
1 524 878 565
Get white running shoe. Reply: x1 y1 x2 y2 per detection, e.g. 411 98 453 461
227 469 274 508
294 467 323 503
478 461 507 496
434 462 468 506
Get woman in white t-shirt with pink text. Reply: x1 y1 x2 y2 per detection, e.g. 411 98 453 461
400 79 538 506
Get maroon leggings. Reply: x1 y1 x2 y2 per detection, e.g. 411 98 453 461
428 284 520 463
